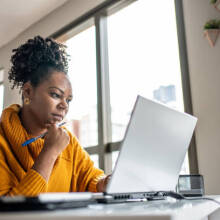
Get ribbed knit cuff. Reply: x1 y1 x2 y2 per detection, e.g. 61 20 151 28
88 174 106 192
8 169 47 196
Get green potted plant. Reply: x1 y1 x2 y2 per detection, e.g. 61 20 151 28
204 19 220 29
204 19 220 47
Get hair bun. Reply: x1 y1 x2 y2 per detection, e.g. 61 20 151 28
8 35 69 90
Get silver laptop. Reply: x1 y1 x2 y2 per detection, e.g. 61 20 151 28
100 95 197 203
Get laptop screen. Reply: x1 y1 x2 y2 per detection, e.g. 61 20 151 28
106 95 197 194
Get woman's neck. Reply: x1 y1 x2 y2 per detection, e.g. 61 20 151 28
19 106 47 137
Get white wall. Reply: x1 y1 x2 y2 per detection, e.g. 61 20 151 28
182 0 220 194
0 0 105 107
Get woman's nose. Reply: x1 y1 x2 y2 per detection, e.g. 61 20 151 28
58 98 68 110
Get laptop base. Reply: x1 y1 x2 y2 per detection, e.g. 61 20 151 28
96 192 166 204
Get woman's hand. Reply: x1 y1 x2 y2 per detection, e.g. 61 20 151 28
32 124 70 182
96 175 111 192
43 124 70 158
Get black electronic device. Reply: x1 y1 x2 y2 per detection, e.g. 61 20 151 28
0 192 94 212
177 174 204 197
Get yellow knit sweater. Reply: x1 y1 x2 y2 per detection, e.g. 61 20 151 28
0 104 104 196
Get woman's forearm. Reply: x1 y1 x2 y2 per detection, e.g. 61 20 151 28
32 147 58 182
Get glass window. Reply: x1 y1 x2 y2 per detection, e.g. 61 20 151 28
112 151 119 170
65 26 98 148
55 0 195 173
90 154 99 168
107 0 188 173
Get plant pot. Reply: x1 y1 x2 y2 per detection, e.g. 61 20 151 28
204 29 220 47
214 0 220 12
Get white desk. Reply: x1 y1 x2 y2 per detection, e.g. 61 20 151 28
0 196 220 220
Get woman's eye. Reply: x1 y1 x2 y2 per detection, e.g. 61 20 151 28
66 99 72 104
51 93 60 98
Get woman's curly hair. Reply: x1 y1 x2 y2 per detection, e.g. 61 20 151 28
8 35 70 89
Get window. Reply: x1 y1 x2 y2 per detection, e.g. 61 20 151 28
0 69 4 114
53 0 197 175
90 154 99 168
65 26 98 148
108 1 184 142
107 0 188 173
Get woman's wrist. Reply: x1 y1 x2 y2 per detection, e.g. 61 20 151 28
41 143 60 160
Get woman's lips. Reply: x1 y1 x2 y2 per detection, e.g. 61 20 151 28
51 114 63 121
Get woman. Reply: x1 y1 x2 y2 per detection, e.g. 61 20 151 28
0 36 109 196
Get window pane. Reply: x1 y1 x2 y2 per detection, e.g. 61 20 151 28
180 155 189 174
108 0 184 141
108 1 188 173
90 154 99 168
112 151 119 170
65 26 98 147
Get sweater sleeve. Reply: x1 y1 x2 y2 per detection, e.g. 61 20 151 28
71 136 105 192
6 169 47 196
0 156 47 196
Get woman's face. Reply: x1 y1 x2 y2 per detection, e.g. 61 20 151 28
25 71 72 128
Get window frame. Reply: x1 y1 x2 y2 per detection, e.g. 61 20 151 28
50 0 198 174
174 0 198 174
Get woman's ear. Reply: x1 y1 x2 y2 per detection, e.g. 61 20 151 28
22 82 33 103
